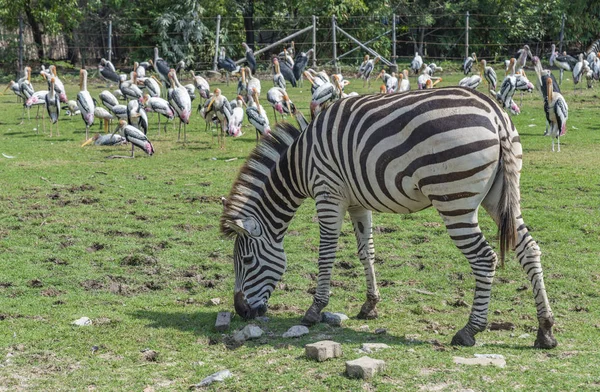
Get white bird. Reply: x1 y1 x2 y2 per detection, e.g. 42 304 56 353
386 72 398 93
77 69 95 140
463 53 476 75
45 77 60 137
267 87 292 121
246 90 270 141
141 94 175 135
515 45 531 73
120 72 143 101
112 119 155 157
459 74 482 89
110 104 128 120
549 44 578 84
206 88 232 147
572 53 585 91
168 69 192 142
127 99 148 135
228 95 245 138
191 71 210 101
357 55 379 87
246 67 261 100
479 59 497 92
398 70 410 92
410 52 423 75
25 90 48 132
19 66 35 123
544 76 568 152
427 63 443 76
100 90 119 111
375 69 391 84
151 47 171 90
273 58 286 90
63 100 80 117
141 75 162 98
93 107 114 132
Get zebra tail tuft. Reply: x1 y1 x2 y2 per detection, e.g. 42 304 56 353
498 132 520 268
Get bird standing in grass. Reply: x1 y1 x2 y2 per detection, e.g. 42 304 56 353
544 76 568 152
45 77 60 137
112 119 155 157
77 69 95 140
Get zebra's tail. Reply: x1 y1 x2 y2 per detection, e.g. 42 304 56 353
497 129 520 268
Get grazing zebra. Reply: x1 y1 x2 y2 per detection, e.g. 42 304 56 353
221 87 557 349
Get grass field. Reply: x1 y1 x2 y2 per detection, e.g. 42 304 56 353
1 66 600 391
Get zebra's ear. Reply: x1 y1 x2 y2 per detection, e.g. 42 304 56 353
225 218 262 237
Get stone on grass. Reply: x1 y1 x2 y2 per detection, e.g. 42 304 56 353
282 325 309 338
193 369 232 388
305 340 342 362
360 343 390 354
453 356 506 368
215 312 231 332
358 325 370 332
374 328 387 335
72 317 92 326
208 298 221 306
233 325 263 342
321 312 349 327
141 349 158 362
346 356 386 380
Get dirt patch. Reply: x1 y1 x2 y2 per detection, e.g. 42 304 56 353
44 257 68 265
80 197 100 205
0 281 13 288
185 195 222 204
68 184 95 193
489 321 516 331
28 279 43 288
80 279 104 290
41 288 63 297
86 243 105 253
336 260 354 269
269 304 303 314
121 254 158 266
375 226 397 234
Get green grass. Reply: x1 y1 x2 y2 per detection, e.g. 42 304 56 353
1 67 600 391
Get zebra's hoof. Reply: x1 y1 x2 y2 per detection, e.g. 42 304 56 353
300 308 321 326
534 328 558 349
357 306 378 320
451 328 476 347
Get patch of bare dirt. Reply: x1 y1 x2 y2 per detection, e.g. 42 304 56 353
81 279 104 290
120 254 158 266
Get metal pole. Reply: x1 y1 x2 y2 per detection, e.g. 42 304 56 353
18 15 23 76
213 15 221 71
392 14 396 65
332 15 337 73
558 13 565 53
312 15 317 68
337 30 391 60
465 11 469 59
107 20 112 62
234 25 314 64
335 26 393 66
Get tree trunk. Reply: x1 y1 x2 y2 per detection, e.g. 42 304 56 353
243 0 255 50
23 2 44 60
418 26 425 56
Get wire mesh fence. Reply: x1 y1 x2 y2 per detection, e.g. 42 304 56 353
0 11 583 79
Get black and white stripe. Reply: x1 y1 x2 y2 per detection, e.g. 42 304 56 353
222 87 557 348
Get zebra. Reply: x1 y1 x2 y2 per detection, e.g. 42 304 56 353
220 87 557 349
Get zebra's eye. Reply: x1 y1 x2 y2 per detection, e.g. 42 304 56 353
242 255 254 266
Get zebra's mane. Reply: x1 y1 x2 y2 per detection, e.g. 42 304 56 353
220 122 302 238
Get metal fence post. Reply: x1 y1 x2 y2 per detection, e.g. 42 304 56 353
312 15 317 68
332 15 337 73
465 11 469 59
18 15 23 76
391 14 397 72
107 20 112 62
213 15 221 71
558 13 565 53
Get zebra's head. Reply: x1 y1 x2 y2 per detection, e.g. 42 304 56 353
225 217 287 320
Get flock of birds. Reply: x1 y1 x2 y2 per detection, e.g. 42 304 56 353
5 39 595 156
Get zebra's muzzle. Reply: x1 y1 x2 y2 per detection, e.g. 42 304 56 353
234 291 267 320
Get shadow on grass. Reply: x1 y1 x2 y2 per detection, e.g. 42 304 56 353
130 309 424 349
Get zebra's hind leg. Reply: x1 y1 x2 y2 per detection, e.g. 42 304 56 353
444 213 497 347
301 196 346 326
349 206 380 319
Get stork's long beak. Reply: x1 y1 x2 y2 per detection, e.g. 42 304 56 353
2 82 12 94
151 75 163 87
206 97 215 112
303 71 314 85
81 137 94 147
432 78 443 87
284 95 291 114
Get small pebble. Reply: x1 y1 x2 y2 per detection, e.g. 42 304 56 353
72 317 92 326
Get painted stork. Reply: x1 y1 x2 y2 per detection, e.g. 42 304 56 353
572 53 585 91
63 100 80 117
81 133 127 147
206 88 232 148
100 90 119 111
309 74 342 117
479 59 497 92
410 52 423 75
463 53 477 75
293 48 313 87
139 75 162 99
94 107 114 132
459 74 482 89
134 61 147 79
3 80 24 103
236 67 248 102
358 55 379 87
427 63 443 76
217 47 240 86
112 119 155 157
282 48 294 69
141 94 175 135
544 76 568 152
127 99 148 135
532 56 560 100
515 45 531 72
77 69 95 140
376 69 391 84
272 58 286 90
151 47 171 90
119 72 143 101
242 43 256 75
110 104 128 121
398 70 410 92
277 59 297 87
246 67 262 99
246 90 270 141
99 59 120 85
18 66 35 123
549 44 578 85
386 72 398 93
267 87 292 121
191 71 210 102
41 65 67 103
228 95 245 138
168 69 192 142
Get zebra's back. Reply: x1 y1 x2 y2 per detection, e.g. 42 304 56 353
301 87 511 215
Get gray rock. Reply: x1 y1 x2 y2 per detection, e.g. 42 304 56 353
305 340 343 361
374 328 387 335
360 343 390 354
358 325 370 332
282 325 309 338
453 356 506 368
321 312 349 327
194 369 232 387
215 312 231 332
72 317 92 326
346 356 386 380
233 325 263 342
209 298 221 306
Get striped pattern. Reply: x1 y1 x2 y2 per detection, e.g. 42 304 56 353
222 87 556 347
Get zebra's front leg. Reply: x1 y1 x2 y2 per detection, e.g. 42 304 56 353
349 206 380 319
444 216 497 347
301 198 346 326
